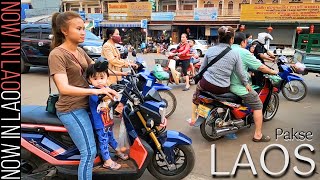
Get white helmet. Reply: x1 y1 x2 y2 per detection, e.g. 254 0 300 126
257 32 273 44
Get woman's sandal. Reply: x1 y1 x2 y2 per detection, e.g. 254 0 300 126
252 134 271 142
116 152 129 160
102 161 121 170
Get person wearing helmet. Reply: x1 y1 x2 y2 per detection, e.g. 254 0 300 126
253 32 275 64
252 32 276 86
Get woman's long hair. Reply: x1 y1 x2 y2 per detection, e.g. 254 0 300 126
51 11 82 50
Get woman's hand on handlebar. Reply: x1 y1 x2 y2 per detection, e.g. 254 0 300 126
130 63 138 69
121 71 130 76
94 87 119 100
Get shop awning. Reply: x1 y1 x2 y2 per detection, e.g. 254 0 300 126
148 25 172 31
99 21 141 28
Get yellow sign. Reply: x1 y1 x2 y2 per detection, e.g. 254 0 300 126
240 3 320 22
108 2 152 21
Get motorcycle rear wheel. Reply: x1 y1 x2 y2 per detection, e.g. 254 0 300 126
158 90 177 118
282 80 307 102
147 145 195 180
263 92 279 122
200 107 225 141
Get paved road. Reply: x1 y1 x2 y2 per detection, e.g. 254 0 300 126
22 53 320 180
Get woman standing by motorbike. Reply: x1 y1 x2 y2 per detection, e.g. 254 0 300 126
169 33 191 91
48 11 118 180
101 28 138 114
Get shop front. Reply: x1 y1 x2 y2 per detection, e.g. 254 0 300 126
240 3 320 48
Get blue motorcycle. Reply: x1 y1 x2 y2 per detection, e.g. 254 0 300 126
21 75 195 180
132 52 177 118
277 56 308 101
95 52 177 118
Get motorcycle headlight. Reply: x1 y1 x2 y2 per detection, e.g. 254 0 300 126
159 107 166 124
83 46 102 54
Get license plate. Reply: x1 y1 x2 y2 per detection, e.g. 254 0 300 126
197 104 211 118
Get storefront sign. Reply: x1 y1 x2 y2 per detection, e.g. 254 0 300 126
240 3 320 21
151 12 175 21
86 13 103 21
108 2 152 21
194 8 218 21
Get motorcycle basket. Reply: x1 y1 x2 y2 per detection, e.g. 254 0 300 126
154 59 169 68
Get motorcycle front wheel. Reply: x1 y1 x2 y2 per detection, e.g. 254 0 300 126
282 80 307 102
147 145 195 180
158 90 177 118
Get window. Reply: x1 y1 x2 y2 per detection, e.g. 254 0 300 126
168 5 176 12
183 5 193 10
23 27 40 39
218 1 222 15
290 0 302 3
71 8 79 12
228 1 233 15
204 4 215 7
95 8 100 13
40 28 52 39
257 0 264 4
88 8 91 13
272 0 279 3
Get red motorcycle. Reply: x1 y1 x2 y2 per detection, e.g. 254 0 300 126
193 75 280 141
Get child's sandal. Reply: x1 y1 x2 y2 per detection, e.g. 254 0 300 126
116 152 129 160
103 161 121 170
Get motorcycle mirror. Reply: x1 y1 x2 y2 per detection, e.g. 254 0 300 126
132 50 137 57
94 57 109 72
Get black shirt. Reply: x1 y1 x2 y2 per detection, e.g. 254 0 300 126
253 42 267 64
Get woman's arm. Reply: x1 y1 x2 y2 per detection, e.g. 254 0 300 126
53 74 118 98
178 43 190 56
103 44 129 68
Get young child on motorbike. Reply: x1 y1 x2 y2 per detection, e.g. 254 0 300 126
188 40 199 76
86 63 129 170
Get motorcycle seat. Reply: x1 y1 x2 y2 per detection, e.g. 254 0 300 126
21 105 63 126
199 91 242 104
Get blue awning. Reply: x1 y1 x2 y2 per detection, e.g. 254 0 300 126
99 21 141 28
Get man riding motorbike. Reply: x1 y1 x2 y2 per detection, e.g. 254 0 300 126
230 32 278 142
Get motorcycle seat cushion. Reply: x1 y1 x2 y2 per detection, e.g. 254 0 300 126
199 91 242 103
21 105 64 126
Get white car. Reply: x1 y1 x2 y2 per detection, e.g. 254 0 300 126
168 40 209 57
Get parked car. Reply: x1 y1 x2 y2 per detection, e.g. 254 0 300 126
21 23 126 73
168 40 209 57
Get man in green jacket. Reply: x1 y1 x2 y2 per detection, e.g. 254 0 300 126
230 32 278 142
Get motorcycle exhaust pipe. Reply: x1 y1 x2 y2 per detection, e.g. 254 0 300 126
215 127 239 137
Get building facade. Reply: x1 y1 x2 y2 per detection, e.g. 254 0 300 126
59 0 320 46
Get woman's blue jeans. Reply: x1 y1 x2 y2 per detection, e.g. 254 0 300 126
57 108 97 180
